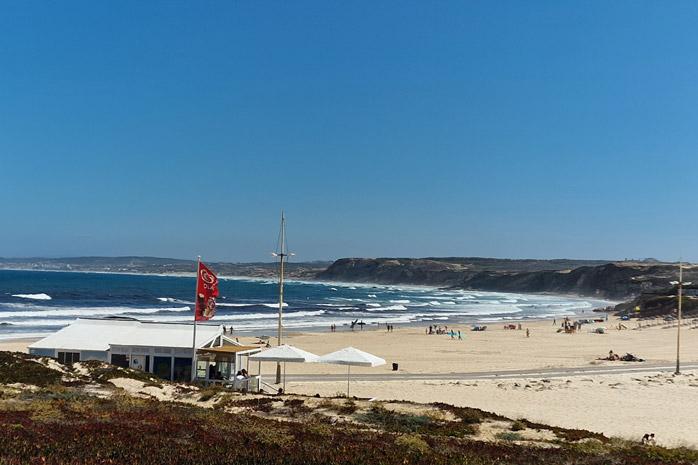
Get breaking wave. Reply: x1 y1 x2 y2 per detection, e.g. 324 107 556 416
12 293 52 301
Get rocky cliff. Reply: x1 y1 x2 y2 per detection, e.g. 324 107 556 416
317 258 690 300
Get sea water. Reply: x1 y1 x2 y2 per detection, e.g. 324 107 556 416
0 269 612 339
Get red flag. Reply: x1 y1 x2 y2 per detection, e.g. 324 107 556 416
195 261 219 321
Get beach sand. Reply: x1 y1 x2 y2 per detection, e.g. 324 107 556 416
2 317 697 446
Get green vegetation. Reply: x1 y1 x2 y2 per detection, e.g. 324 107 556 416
77 360 163 386
357 404 478 437
510 420 527 431
496 431 523 441
1 352 698 465
0 352 62 386
215 395 275 412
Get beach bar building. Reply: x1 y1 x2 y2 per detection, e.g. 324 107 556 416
28 318 262 387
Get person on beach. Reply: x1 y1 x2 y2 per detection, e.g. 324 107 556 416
458 330 462 340
526 328 530 338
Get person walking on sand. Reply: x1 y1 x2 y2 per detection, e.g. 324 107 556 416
526 328 530 338
458 330 462 340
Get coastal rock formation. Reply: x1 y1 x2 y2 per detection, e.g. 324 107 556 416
318 258 692 301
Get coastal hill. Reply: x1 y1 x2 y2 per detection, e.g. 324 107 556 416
317 257 690 300
0 256 330 280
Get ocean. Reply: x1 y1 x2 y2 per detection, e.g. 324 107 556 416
0 269 612 339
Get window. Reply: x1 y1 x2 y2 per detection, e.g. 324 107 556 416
111 354 129 368
57 352 80 364
153 356 172 380
173 357 192 382
196 361 208 380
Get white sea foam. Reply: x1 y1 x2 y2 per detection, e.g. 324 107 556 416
390 300 410 304
157 297 192 305
215 302 288 308
364 304 408 312
12 293 52 301
5 309 326 326
367 294 377 298
0 306 191 319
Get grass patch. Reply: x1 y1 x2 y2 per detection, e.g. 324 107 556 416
431 402 494 424
283 398 312 416
510 420 526 432
197 386 224 402
518 418 608 443
0 352 62 386
496 431 523 442
395 434 430 455
357 404 477 437
216 396 275 412
78 360 164 386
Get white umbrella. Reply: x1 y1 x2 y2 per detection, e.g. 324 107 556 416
249 344 318 390
315 347 386 396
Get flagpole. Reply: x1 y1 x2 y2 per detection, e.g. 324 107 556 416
191 256 201 382
676 262 683 375
275 212 286 385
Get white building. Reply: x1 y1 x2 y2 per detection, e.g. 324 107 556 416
28 318 261 385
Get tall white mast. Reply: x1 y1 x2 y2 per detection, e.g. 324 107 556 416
272 211 292 384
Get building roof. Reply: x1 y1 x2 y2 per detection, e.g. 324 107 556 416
28 318 223 352
198 345 260 354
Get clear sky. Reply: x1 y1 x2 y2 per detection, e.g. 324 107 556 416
1 2 697 262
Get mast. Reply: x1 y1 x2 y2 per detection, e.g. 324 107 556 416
676 262 683 374
273 211 290 384
278 212 287 346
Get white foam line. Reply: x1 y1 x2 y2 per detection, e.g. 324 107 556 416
12 293 52 300
0 306 191 318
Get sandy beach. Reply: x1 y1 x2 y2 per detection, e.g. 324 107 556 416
3 316 697 447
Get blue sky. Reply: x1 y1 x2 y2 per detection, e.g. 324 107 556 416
1 2 697 262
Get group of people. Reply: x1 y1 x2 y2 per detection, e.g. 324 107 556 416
349 319 366 331
426 325 464 339
641 433 657 445
206 363 250 381
329 321 394 332
555 317 583 333
599 350 644 362
222 325 234 335
427 325 449 335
